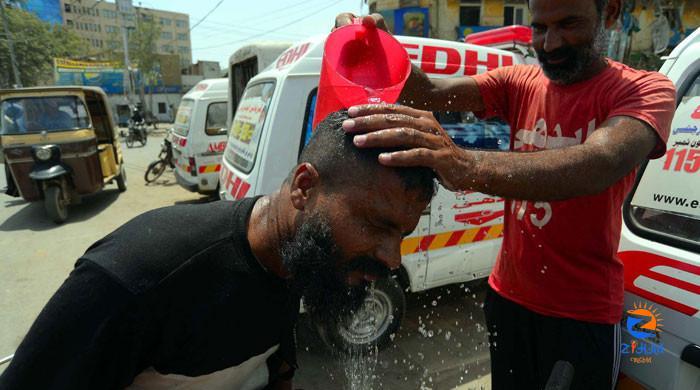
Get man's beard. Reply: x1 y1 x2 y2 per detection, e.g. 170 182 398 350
536 18 609 85
280 213 389 320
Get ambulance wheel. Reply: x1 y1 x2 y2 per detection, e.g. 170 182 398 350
44 185 68 224
315 276 405 353
144 160 166 183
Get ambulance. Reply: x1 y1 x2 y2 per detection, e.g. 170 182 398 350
616 29 700 390
219 33 524 349
171 78 229 196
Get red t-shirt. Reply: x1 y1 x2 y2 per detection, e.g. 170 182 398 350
472 60 676 324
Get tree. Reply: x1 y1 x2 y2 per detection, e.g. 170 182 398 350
0 6 88 88
129 15 161 111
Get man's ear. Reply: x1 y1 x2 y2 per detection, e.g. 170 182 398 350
604 0 622 29
289 163 321 211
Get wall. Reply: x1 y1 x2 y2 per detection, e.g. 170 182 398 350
372 0 529 41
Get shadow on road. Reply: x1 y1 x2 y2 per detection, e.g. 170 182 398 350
0 189 120 232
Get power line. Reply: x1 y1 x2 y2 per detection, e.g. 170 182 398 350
189 0 224 31
194 0 343 50
189 0 321 29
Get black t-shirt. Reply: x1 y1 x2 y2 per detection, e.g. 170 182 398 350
0 198 299 390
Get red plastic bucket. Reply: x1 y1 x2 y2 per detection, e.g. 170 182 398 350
313 20 411 129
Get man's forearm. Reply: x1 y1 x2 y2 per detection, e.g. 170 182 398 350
399 64 484 113
455 144 634 201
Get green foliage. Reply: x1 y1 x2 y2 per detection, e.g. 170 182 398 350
129 15 161 79
0 6 88 87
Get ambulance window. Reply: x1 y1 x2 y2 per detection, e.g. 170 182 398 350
626 71 700 252
224 82 275 173
173 99 194 137
205 102 227 136
299 88 317 158
434 111 510 151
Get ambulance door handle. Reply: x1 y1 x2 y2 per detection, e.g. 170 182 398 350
681 344 700 369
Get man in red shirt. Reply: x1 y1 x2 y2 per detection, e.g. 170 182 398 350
336 0 675 388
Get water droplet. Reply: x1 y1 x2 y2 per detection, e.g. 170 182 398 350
431 300 438 306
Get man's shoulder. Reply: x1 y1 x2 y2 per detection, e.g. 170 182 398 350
606 59 674 88
80 198 258 295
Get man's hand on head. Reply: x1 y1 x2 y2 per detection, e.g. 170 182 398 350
343 104 467 191
333 13 389 32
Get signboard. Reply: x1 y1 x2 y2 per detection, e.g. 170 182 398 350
24 0 63 24
54 58 132 95
395 7 429 37
631 96 700 218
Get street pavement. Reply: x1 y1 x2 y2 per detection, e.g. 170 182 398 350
0 130 493 389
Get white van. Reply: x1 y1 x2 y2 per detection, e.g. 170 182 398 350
616 29 700 390
219 34 522 349
228 42 292 124
171 78 229 196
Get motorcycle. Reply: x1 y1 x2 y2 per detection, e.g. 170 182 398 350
126 118 147 148
144 132 175 183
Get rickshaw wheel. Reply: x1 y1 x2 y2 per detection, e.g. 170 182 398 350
116 165 127 192
44 186 68 224
140 134 147 146
126 134 134 148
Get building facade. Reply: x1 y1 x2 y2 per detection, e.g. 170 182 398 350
60 0 192 68
370 0 699 62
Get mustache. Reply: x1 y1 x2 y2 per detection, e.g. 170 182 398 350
536 46 577 64
342 256 390 279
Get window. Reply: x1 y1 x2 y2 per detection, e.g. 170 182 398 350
172 99 194 136
161 31 173 40
102 9 117 19
178 46 189 54
65 4 72 13
1 96 90 135
161 44 173 53
206 102 228 136
66 20 74 27
626 71 700 251
158 102 167 114
224 82 275 173
177 33 188 41
460 0 481 26
160 17 172 26
434 111 510 150
300 89 318 157
504 1 527 25
176 19 187 28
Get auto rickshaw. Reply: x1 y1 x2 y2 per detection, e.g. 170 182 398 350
0 86 127 223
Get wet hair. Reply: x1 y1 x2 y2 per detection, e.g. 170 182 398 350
528 0 608 15
297 110 436 202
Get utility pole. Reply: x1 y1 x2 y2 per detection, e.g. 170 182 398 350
0 2 22 87
116 0 133 104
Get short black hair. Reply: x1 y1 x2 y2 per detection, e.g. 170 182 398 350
298 110 436 202
528 0 608 15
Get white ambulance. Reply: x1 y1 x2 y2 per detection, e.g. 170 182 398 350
219 34 522 349
617 29 700 390
171 78 229 196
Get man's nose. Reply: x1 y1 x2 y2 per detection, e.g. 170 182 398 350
375 237 402 270
543 29 563 52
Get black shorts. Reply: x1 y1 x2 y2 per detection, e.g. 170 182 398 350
483 286 621 390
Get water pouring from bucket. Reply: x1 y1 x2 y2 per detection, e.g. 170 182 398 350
313 18 412 129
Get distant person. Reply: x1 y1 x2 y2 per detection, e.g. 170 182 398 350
0 110 435 390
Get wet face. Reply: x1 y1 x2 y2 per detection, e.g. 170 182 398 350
529 0 613 84
282 166 428 319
